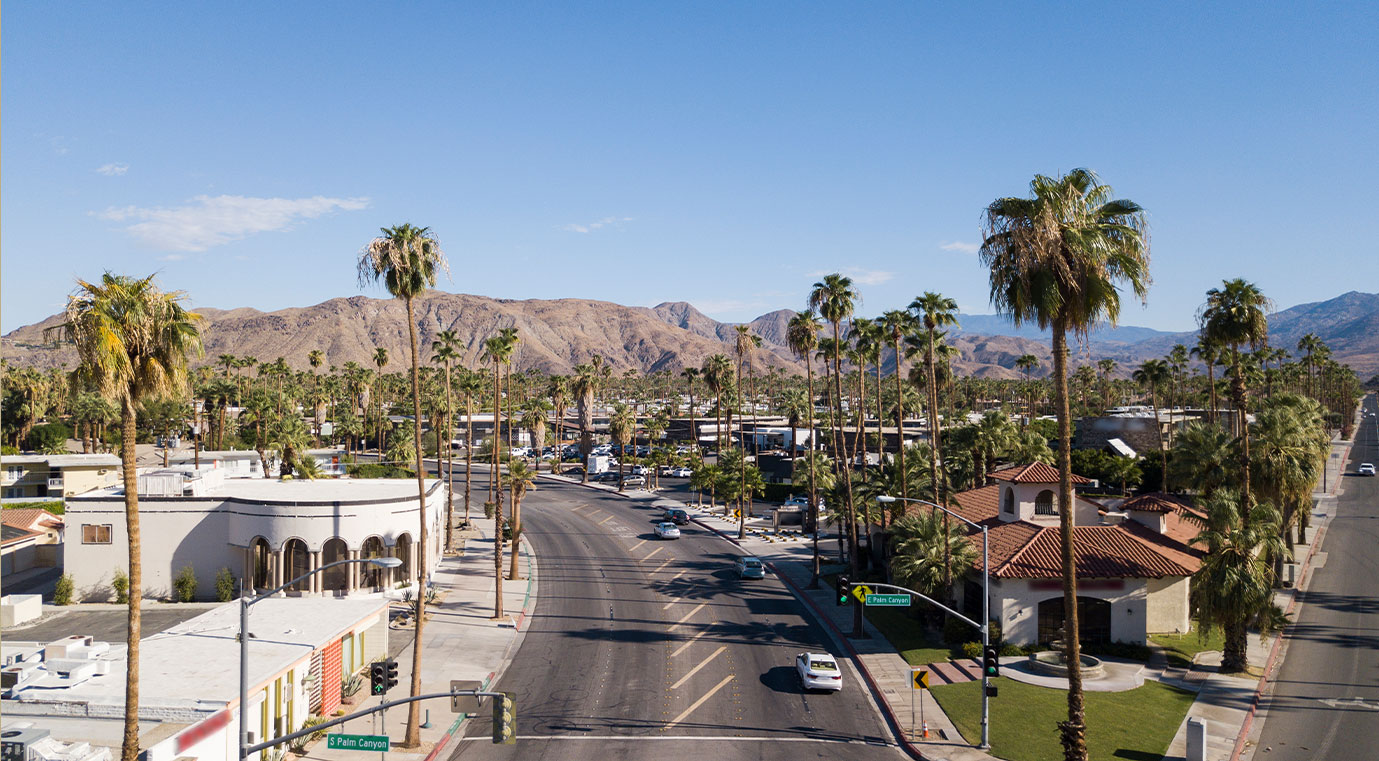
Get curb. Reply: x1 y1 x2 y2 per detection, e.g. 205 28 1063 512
689 516 931 760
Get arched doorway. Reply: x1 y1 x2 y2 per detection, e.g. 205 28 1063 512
1037 595 1113 645
284 538 310 592
250 537 272 590
360 536 386 590
322 537 349 594
395 534 413 583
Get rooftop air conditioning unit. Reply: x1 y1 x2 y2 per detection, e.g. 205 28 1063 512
1 728 52 761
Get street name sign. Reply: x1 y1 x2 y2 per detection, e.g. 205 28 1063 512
326 735 390 752
865 593 910 607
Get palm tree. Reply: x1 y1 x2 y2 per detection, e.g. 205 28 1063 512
503 455 537 581
609 402 634 493
1190 338 1221 424
573 363 598 483
372 346 389 452
1132 359 1173 491
981 168 1150 761
1198 279 1272 516
1169 421 1235 498
457 369 484 526
787 310 823 584
1190 490 1287 672
909 292 958 506
431 330 462 551
358 222 449 747
808 273 863 636
50 273 203 761
548 375 569 474
1016 354 1039 425
681 366 701 420
482 337 507 507
702 354 734 453
880 311 917 498
733 326 762 517
1251 394 1327 578
1296 333 1325 401
888 511 977 602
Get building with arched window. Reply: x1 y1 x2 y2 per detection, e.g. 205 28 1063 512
63 470 445 601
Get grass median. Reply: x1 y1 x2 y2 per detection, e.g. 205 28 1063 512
929 677 1195 761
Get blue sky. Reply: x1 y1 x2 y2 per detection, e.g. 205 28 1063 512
4 2 1376 333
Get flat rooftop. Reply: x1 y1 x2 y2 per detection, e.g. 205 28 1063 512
74 476 442 504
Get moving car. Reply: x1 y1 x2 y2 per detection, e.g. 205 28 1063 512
1359 463 1376 476
654 522 681 539
795 652 843 691
664 508 690 525
734 556 766 579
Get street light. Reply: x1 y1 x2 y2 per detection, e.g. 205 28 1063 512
876 494 991 750
239 555 403 761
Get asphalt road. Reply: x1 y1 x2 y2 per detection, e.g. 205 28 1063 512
1253 393 1379 760
443 468 904 761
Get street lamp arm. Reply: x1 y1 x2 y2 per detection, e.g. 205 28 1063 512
247 556 402 606
875 494 983 529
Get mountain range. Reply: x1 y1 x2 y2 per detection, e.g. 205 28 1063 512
4 291 1376 379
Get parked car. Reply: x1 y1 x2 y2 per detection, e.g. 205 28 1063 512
734 556 766 579
592 471 618 482
782 495 823 511
630 464 649 476
621 474 647 487
654 522 681 539
664 508 690 525
669 466 693 478
795 652 843 692
1359 463 1376 476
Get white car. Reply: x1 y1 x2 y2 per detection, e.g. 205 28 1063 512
795 652 843 691
1359 463 1376 476
654 522 681 539
782 495 824 511
669 467 693 478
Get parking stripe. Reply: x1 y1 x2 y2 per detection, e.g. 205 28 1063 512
670 646 727 689
665 675 734 728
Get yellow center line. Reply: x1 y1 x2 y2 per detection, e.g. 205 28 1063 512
666 675 735 728
629 539 647 553
598 515 614 525
667 602 706 632
667 570 684 582
642 546 664 561
650 559 674 575
661 598 679 610
671 625 713 657
569 504 586 513
670 645 727 689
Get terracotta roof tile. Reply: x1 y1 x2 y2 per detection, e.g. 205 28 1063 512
1119 519 1203 572
0 508 63 531
1121 492 1196 515
987 462 1091 485
981 524 1196 579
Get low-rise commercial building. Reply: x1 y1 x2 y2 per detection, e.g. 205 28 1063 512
2 455 121 500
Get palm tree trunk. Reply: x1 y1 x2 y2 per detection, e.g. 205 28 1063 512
1052 319 1088 761
806 355 821 586
443 363 454 552
926 328 950 594
1151 387 1167 491
465 390 474 525
894 338 908 504
118 400 143 761
1207 361 1218 425
402 298 428 747
1233 350 1253 515
831 325 862 638
1222 620 1248 673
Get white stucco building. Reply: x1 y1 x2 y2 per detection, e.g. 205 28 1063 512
64 469 445 601
928 463 1201 647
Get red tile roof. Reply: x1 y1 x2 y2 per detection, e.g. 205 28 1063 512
0 508 63 532
987 462 1091 485
991 525 1198 579
1121 492 1195 515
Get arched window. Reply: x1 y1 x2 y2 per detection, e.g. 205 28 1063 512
361 536 386 590
250 537 272 590
322 537 349 593
395 534 413 582
1035 490 1055 515
1002 488 1016 514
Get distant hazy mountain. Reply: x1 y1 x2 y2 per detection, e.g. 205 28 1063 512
951 313 1175 345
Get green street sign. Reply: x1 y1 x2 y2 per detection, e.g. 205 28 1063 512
327 735 390 752
864 593 910 607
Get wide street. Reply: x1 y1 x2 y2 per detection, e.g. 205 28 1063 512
1253 394 1379 760
439 466 904 761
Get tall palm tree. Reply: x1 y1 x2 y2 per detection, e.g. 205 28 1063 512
1016 353 1039 425
787 310 824 585
981 168 1150 761
573 363 598 483
733 326 762 515
1190 338 1221 424
681 366 701 421
702 354 734 453
610 402 635 493
1296 333 1325 401
1169 421 1235 498
1198 279 1272 516
1132 359 1173 491
1190 490 1287 672
1252 394 1326 576
880 311 917 502
808 273 863 637
888 511 977 602
372 346 389 452
910 292 960 594
431 330 462 551
547 375 570 474
358 222 449 747
50 273 203 761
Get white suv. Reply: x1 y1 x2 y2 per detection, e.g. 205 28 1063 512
1359 463 1376 476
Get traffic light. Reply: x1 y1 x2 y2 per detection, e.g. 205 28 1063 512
983 646 1000 679
491 692 516 744
385 658 399 691
837 575 851 606
370 661 387 695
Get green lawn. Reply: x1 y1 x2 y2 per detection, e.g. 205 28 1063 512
1150 627 1224 669
822 573 953 665
929 678 1194 761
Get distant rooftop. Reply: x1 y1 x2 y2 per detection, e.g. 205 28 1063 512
2 454 121 468
73 475 442 504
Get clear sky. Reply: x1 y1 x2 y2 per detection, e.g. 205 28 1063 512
4 2 1375 333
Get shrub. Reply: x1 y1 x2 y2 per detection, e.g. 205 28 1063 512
943 615 970 645
483 502 496 519
4 501 64 515
112 569 129 604
342 673 364 698
346 463 414 479
960 641 983 660
53 574 75 605
215 567 236 602
999 642 1023 657
172 565 198 602
26 422 72 454
290 715 329 752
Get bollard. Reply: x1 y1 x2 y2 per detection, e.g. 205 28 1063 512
1186 717 1207 761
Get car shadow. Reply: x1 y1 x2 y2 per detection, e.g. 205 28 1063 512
760 665 799 694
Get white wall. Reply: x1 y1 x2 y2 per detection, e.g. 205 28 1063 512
1145 576 1191 634
990 577 1151 646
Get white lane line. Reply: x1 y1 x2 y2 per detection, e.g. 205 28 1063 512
661 598 679 610
650 559 674 575
457 736 893 745
629 539 647 553
642 546 664 561
667 602 706 632
665 675 734 729
670 626 713 657
670 645 727 689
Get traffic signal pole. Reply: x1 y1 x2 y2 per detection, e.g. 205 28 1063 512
980 523 989 750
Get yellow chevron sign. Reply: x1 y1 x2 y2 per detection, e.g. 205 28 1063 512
913 669 929 689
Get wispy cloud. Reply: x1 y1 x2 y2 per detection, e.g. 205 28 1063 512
939 240 980 254
805 268 894 286
96 194 370 252
560 216 633 234
158 254 186 262
96 163 129 176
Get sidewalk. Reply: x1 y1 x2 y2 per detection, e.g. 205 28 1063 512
302 521 537 761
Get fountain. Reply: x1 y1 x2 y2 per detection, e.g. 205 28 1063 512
1024 625 1104 679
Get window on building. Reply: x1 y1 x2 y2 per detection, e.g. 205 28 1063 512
1035 490 1056 515
1002 488 1015 514
82 524 112 544
6 466 23 480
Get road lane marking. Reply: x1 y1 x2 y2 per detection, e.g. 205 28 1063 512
629 539 647 553
650 559 673 574
667 570 684 582
642 546 664 561
667 603 706 631
598 515 614 525
670 645 727 689
661 598 679 610
670 626 713 656
665 675 734 729
456 736 895 745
